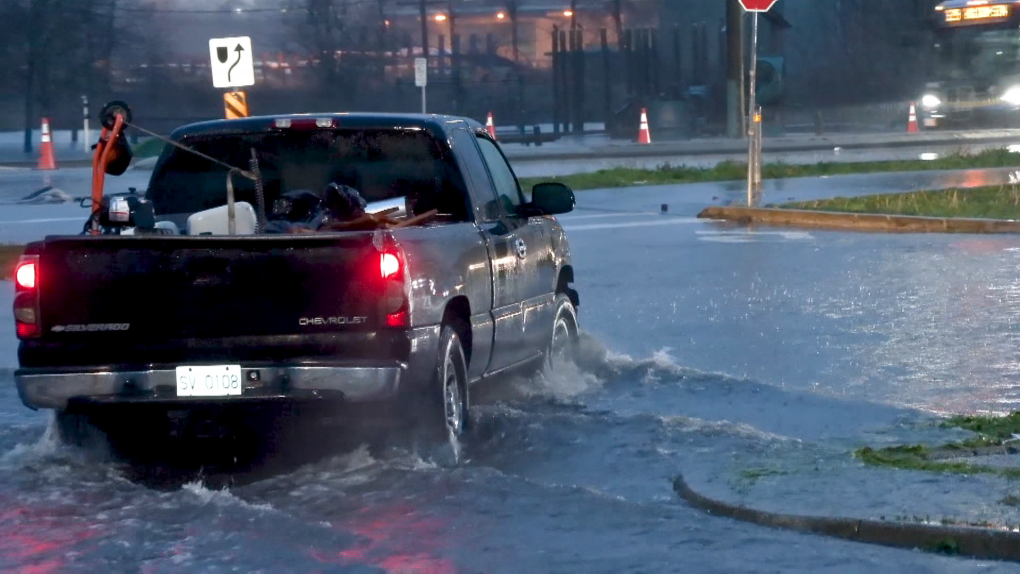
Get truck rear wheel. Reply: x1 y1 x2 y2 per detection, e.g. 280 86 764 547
421 325 469 443
54 409 113 455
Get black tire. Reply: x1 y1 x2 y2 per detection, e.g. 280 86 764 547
54 409 114 456
546 293 580 369
420 325 469 443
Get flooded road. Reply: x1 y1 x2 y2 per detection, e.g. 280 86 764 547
1 173 1020 572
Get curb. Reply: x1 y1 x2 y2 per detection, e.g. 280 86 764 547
0 159 93 169
697 206 1020 233
673 474 1020 562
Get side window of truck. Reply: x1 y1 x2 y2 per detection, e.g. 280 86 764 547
453 130 502 221
475 136 524 217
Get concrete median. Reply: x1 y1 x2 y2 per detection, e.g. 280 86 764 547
673 474 1020 563
697 206 1020 233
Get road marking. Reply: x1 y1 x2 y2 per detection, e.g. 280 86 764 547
696 230 813 243
0 217 82 225
561 212 658 221
562 217 700 232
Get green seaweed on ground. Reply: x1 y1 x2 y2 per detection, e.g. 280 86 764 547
738 467 790 480
854 411 1020 479
1000 494 1020 507
926 538 962 555
944 412 1020 441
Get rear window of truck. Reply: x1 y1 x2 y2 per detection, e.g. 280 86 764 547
146 128 469 221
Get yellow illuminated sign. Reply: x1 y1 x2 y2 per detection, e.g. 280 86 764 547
944 4 1011 24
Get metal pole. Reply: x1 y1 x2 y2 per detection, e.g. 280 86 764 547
419 0 429 64
726 0 745 139
746 11 759 207
754 106 763 195
83 95 90 149
422 85 427 113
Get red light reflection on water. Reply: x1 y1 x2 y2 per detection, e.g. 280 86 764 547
308 503 458 574
0 504 103 573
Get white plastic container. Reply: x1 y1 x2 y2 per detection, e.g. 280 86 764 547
186 202 257 236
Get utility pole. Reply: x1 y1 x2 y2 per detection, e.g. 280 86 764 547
570 0 577 30
508 0 519 62
419 0 429 63
726 0 745 139
611 0 622 46
399 0 451 64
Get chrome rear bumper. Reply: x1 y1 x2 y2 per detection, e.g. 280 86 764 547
15 365 402 410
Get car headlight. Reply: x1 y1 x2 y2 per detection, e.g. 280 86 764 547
1002 87 1020 106
921 94 941 109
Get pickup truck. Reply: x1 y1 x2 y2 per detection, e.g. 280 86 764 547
13 112 580 450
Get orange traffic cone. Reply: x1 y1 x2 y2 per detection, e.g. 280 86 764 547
638 108 652 145
486 112 496 139
37 117 56 170
907 102 919 134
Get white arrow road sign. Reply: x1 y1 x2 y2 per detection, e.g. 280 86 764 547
415 58 427 87
209 36 255 88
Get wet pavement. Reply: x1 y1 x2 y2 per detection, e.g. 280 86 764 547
2 170 1020 572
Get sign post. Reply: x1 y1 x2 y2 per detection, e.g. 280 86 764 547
82 95 90 151
415 57 428 113
738 0 777 207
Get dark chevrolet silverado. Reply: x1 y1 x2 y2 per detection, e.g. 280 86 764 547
13 113 580 445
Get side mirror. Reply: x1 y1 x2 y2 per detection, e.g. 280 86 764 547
530 182 575 215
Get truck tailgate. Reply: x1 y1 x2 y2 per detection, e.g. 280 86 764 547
36 235 388 341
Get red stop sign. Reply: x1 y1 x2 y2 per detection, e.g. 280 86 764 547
738 0 778 12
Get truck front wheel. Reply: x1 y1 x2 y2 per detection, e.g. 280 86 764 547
547 293 580 369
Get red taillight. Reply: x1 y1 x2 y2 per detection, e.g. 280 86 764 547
381 252 401 279
15 261 35 290
379 250 408 328
386 310 409 328
13 255 40 339
16 322 37 338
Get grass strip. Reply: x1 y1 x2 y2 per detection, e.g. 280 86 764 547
131 137 166 160
780 185 1020 220
518 148 1020 191
0 245 25 279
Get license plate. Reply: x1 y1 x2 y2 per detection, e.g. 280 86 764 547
175 365 243 397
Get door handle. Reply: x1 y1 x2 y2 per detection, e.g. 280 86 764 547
514 237 527 259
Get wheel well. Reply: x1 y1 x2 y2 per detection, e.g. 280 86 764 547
556 265 579 308
442 296 472 368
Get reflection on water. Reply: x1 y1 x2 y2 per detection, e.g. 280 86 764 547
811 236 1020 414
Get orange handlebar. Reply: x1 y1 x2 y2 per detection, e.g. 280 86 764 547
89 114 126 234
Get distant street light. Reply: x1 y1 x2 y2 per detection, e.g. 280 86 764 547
497 11 506 19
435 13 447 21
562 9 573 16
